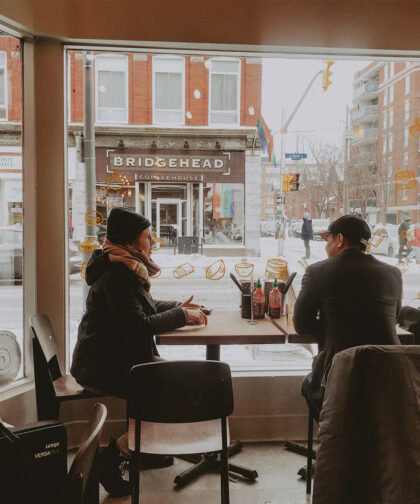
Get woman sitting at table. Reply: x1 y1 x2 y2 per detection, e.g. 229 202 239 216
71 207 207 497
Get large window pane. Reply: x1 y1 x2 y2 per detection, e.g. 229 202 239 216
67 49 419 374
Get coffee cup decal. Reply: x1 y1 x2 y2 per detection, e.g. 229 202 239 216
265 258 288 280
366 228 387 252
395 170 416 190
85 210 104 226
107 172 126 191
78 237 101 254
235 258 254 278
205 259 226 280
409 117 420 138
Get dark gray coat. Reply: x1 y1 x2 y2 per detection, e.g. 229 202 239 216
301 218 313 240
71 250 186 395
294 248 402 403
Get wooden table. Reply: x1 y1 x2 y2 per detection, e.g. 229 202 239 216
271 316 415 345
157 310 285 360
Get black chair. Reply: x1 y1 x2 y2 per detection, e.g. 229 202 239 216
127 360 234 504
67 402 107 504
30 313 103 421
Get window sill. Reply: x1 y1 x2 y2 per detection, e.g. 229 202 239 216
0 377 34 401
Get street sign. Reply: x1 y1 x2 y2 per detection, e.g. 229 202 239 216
285 153 307 160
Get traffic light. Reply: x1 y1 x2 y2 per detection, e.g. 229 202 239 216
322 60 334 92
282 174 300 192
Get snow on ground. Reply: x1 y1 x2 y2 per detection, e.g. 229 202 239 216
68 236 420 370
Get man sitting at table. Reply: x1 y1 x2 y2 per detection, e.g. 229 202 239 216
293 215 402 420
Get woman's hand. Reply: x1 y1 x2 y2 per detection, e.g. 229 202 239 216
180 295 202 310
185 308 208 326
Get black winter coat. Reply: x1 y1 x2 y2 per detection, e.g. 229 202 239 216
294 248 402 403
70 250 187 395
301 218 313 240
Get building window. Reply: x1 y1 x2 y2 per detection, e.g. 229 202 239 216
382 135 387 154
95 54 128 123
418 192 420 203
389 84 394 103
389 107 393 127
389 133 393 152
405 75 410 95
0 51 7 120
403 152 408 170
383 87 387 106
383 110 387 130
209 59 240 125
390 62 394 77
404 100 409 122
402 189 408 201
204 183 244 244
404 127 408 149
153 56 185 125
384 64 388 81
388 158 393 179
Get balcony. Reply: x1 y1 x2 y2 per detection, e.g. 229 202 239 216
350 151 377 166
353 81 379 103
351 105 379 124
351 128 378 146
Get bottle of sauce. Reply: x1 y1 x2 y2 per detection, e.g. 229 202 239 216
253 278 265 319
268 278 282 319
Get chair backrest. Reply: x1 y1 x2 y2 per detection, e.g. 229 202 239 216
67 403 107 504
128 360 234 423
30 313 62 380
314 345 420 504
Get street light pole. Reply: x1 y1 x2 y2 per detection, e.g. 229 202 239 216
82 51 97 303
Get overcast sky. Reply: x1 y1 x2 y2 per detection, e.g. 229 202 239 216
261 57 370 157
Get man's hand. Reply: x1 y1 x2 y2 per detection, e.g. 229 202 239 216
185 308 208 326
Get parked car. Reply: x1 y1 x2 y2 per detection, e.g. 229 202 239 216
287 220 302 238
288 221 302 238
260 220 276 237
0 225 83 284
369 224 408 257
312 219 331 240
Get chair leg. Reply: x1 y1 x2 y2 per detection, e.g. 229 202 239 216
306 409 314 495
131 419 141 504
220 418 230 504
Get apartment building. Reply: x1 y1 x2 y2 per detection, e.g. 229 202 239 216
351 61 420 224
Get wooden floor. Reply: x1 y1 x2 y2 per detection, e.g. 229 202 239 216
94 442 313 504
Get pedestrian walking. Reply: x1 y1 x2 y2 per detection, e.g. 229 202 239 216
413 221 420 264
301 212 313 259
397 216 412 262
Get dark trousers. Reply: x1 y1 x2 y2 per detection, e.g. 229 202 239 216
303 239 311 259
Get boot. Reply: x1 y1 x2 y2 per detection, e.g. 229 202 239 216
99 438 131 498
139 452 174 469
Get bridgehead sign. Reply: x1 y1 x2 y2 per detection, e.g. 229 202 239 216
110 153 227 171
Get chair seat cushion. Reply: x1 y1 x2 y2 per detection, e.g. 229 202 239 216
128 418 230 455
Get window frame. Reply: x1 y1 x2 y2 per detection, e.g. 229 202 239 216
152 55 185 126
208 57 241 127
0 50 8 121
95 53 129 125
405 75 410 95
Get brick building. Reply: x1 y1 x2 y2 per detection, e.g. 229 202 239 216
67 51 262 255
0 43 264 255
351 61 420 225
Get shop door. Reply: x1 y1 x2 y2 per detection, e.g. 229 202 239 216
156 199 182 246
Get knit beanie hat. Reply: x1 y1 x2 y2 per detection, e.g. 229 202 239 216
106 207 151 245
